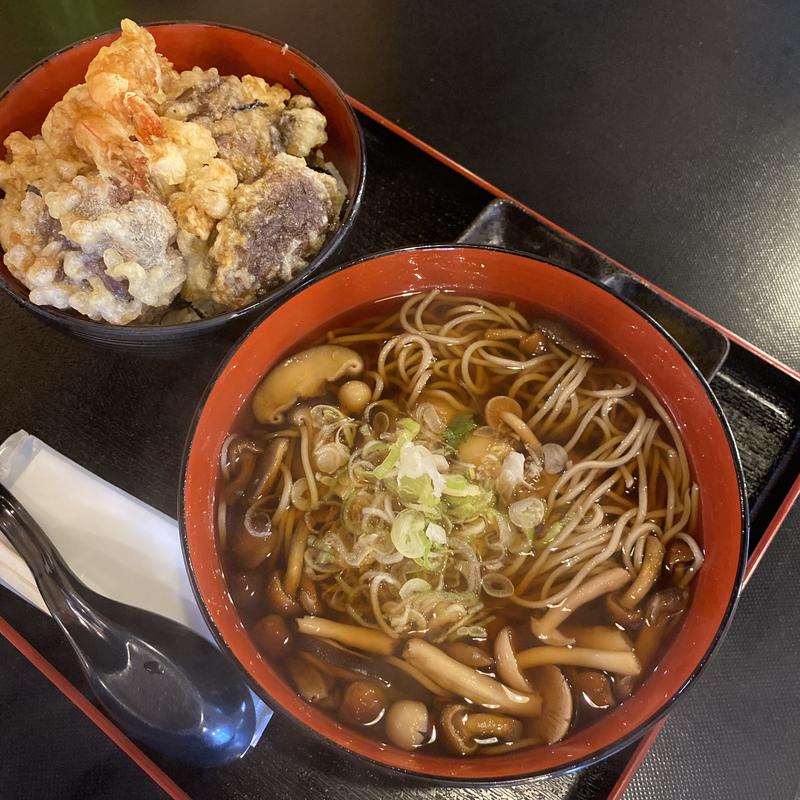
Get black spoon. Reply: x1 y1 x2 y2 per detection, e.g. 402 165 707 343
0 482 257 767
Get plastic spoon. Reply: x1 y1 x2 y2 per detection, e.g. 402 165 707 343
0 482 256 767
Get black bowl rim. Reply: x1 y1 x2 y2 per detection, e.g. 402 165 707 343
0 20 367 341
179 243 749 786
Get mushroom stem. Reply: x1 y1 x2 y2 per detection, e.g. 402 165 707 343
249 438 289 502
441 642 494 669
402 638 542 717
501 410 542 449
385 655 450 697
530 568 630 643
562 625 633 652
297 617 397 656
485 396 543 449
517 645 641 676
463 711 523 740
634 622 666 670
620 535 665 609
283 521 310 597
494 627 532 693
605 593 643 628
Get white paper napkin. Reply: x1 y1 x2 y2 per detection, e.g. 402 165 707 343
0 429 272 741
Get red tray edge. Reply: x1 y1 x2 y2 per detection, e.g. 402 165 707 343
0 614 190 800
2 95 799 800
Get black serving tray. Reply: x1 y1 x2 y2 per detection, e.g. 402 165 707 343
458 199 730 381
1 108 799 800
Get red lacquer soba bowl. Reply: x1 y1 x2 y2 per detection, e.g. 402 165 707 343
181 246 746 782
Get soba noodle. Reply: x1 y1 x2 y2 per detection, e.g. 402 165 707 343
219 290 702 755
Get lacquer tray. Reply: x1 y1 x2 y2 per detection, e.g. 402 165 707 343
1 99 798 800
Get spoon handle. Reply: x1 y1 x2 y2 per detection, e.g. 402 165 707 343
0 483 107 646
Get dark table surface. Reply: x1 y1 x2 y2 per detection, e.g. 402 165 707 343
1 2 799 799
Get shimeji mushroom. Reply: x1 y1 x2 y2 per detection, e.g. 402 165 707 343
283 521 310 596
297 616 398 656
265 572 300 615
402 639 542 717
519 330 546 355
569 669 615 710
619 535 665 609
457 429 513 474
516 645 641 676
298 575 322 615
222 439 262 501
337 380 372 416
385 700 430 750
494 627 534 693
634 587 689 669
530 319 598 358
664 539 695 584
230 522 277 570
525 666 573 744
249 437 289 501
484 395 543 449
530 567 631 645
439 704 523 756
287 656 330 704
252 345 364 424
605 592 643 628
562 625 634 653
441 642 494 669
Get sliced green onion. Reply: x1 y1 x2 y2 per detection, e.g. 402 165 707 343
390 508 427 559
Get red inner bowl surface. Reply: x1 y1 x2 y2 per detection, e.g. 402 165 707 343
0 22 362 304
184 247 744 780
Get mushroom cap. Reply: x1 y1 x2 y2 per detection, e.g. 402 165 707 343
253 345 364 424
643 586 689 627
384 700 429 750
484 395 524 429
439 704 479 755
265 572 300 615
339 680 388 725
665 539 694 573
287 656 329 704
529 666 573 744
494 627 533 693
457 429 512 473
605 592 643 628
337 380 373 416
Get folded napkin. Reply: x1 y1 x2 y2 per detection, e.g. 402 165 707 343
0 429 272 741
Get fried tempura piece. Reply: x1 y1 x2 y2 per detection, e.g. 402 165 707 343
145 118 220 193
0 189 71 304
279 95 328 158
44 174 186 323
169 158 238 240
161 70 326 182
207 153 344 307
85 18 173 142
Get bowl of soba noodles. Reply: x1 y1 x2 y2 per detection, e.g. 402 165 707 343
181 245 746 782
